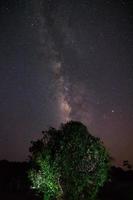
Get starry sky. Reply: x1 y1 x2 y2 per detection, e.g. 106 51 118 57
0 0 133 165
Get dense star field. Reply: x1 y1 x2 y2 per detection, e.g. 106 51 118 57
0 0 133 165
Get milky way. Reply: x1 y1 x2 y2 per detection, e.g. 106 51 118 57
37 0 95 126
34 0 72 122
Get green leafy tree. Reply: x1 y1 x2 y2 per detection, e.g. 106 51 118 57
28 121 110 200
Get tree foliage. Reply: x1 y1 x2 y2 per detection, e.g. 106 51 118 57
29 154 62 200
28 121 110 200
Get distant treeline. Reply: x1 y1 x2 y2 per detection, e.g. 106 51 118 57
99 166 133 200
0 160 30 193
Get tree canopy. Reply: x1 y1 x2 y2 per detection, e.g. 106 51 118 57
28 121 110 200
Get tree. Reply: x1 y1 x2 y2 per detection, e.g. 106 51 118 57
28 121 110 200
123 160 132 170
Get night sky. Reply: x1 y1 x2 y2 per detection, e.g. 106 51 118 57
0 0 133 165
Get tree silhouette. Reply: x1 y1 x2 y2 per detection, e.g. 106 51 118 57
123 160 132 170
28 121 110 200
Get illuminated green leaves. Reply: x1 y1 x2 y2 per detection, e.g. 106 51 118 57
28 154 63 200
28 121 110 200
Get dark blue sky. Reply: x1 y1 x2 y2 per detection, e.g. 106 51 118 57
0 0 133 165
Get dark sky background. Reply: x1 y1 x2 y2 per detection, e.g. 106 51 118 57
0 0 133 165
